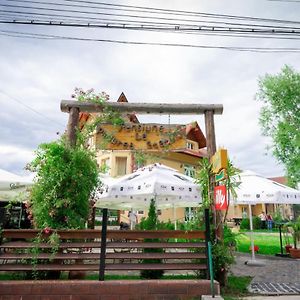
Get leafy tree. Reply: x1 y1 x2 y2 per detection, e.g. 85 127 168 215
28 138 99 229
257 65 300 187
139 199 164 279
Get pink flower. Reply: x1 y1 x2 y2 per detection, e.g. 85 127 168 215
43 227 52 235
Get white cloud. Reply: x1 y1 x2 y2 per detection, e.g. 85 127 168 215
0 145 34 175
0 0 298 179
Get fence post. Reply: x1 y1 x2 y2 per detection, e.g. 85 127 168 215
99 208 108 281
208 241 215 297
204 208 211 279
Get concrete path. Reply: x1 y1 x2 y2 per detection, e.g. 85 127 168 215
242 296 300 300
231 252 300 295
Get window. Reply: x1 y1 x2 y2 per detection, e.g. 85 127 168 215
184 164 195 178
186 142 194 150
138 210 144 215
100 158 110 174
186 140 198 150
116 157 127 176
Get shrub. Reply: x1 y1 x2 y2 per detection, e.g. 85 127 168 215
240 218 250 230
240 217 262 230
28 138 99 229
253 216 262 229
139 199 164 279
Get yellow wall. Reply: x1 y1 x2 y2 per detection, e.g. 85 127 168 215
97 150 133 177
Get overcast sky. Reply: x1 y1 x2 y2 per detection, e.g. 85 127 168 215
0 0 299 177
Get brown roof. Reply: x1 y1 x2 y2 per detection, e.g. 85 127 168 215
185 122 206 148
117 92 139 123
172 148 207 158
269 176 287 185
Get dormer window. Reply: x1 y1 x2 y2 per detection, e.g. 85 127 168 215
186 140 198 150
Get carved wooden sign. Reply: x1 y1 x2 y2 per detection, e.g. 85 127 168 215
96 123 187 150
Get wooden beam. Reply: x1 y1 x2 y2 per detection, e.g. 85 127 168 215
204 110 217 159
61 100 223 115
66 107 79 147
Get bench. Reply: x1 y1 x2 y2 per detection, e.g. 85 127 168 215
0 229 209 278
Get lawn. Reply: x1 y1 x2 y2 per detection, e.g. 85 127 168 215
235 232 284 255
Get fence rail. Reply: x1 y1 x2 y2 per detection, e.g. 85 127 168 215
0 229 209 279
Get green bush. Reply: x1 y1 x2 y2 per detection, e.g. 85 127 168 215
139 199 164 279
240 218 250 230
224 225 237 249
253 216 262 229
28 138 99 229
240 217 262 230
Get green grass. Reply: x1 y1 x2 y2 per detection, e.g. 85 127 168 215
222 276 252 300
0 272 198 281
236 232 283 255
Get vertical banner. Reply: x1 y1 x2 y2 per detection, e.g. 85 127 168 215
214 185 228 210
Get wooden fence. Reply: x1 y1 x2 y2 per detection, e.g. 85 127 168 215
0 228 209 280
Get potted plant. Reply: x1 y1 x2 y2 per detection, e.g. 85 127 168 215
284 217 300 258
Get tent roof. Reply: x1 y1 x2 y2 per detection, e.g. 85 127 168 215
94 164 201 209
233 170 300 205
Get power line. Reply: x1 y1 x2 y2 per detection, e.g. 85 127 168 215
1 29 300 53
2 19 300 36
3 17 300 40
0 89 66 128
2 2 300 31
45 0 300 25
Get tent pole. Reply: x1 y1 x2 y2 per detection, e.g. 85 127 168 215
99 208 108 281
248 204 256 261
173 204 177 230
246 204 265 266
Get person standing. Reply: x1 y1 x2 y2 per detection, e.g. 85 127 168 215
128 210 138 230
259 211 267 229
267 214 273 230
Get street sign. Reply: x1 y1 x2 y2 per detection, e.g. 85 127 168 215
211 148 228 174
215 169 227 182
214 185 228 210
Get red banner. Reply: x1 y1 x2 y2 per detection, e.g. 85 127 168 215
214 185 227 210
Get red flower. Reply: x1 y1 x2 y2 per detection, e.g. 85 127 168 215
43 227 52 235
249 245 259 252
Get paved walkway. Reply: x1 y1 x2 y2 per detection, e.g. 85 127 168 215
231 252 300 295
242 296 300 300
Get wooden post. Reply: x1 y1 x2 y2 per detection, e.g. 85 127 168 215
99 208 108 281
67 107 79 147
204 110 216 158
204 110 223 238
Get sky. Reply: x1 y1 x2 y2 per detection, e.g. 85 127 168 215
0 0 299 177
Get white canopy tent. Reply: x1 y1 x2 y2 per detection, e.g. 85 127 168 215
0 169 33 202
95 163 201 210
94 164 202 228
233 170 300 264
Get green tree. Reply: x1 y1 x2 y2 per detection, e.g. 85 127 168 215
28 138 99 229
139 199 164 279
257 65 300 187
